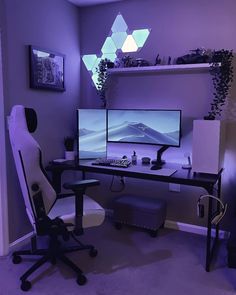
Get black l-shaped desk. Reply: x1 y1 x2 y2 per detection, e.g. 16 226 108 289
46 159 223 272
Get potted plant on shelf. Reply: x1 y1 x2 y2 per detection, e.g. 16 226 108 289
205 49 234 120
96 58 114 108
64 136 75 160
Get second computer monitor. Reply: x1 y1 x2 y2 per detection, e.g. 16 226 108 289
77 109 107 159
107 109 181 147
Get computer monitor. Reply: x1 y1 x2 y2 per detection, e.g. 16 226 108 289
107 109 181 169
77 109 107 159
107 109 181 146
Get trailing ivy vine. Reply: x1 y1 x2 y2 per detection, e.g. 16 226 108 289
96 58 113 108
206 49 234 119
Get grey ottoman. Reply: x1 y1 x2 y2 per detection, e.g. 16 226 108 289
113 195 167 237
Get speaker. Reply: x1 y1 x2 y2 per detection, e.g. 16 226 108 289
197 194 227 225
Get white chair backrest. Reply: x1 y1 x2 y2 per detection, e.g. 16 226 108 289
8 105 57 226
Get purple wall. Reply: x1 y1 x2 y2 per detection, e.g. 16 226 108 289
2 0 81 242
2 0 236 243
79 0 236 228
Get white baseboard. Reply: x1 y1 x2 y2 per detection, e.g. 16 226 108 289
9 231 34 252
165 220 229 239
106 209 229 239
8 213 229 252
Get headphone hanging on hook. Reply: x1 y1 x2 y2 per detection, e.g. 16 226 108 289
197 194 227 225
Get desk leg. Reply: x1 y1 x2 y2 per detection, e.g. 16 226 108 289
206 196 213 272
205 176 221 272
215 176 222 241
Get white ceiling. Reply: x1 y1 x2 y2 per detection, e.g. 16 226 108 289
67 0 123 7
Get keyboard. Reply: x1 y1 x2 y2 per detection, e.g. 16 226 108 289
92 158 131 168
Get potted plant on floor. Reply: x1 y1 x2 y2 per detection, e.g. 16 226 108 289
64 136 75 160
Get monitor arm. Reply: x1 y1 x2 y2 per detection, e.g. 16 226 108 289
151 146 169 170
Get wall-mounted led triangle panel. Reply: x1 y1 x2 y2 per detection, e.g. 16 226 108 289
122 35 139 53
111 32 127 49
101 37 117 54
132 29 150 48
111 14 128 33
82 13 151 89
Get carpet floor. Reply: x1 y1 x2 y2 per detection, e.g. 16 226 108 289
0 219 236 295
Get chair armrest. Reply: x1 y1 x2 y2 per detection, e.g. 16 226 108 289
63 179 100 236
63 179 100 192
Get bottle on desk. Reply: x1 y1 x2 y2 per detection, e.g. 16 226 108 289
131 151 137 165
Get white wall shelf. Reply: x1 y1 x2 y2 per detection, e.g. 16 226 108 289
107 63 220 75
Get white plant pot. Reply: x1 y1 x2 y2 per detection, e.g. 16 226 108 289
65 151 75 161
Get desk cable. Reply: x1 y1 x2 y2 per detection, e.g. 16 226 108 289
109 175 126 193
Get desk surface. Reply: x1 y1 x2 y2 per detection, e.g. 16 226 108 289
48 160 222 193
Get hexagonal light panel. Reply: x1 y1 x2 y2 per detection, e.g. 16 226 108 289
111 13 128 33
121 35 138 53
132 29 150 48
82 13 151 87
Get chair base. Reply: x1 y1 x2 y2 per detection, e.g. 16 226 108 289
12 235 98 291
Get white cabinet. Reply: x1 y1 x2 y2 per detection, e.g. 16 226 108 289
192 120 225 174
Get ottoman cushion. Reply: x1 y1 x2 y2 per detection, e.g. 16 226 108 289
113 195 167 231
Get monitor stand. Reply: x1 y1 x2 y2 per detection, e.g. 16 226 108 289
151 146 169 170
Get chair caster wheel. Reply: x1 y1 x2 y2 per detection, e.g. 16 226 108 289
77 274 87 286
21 280 32 291
89 248 98 258
150 230 158 238
12 255 22 264
114 222 122 230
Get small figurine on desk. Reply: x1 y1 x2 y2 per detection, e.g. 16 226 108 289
131 151 137 165
154 54 161 65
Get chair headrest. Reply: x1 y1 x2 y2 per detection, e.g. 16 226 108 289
9 105 37 133
25 108 37 133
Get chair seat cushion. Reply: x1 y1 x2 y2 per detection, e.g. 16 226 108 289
48 195 105 230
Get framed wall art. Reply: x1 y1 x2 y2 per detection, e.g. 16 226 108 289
29 45 65 91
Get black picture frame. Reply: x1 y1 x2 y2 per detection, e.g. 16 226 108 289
29 45 65 92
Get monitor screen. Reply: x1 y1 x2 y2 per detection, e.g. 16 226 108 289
107 109 181 147
77 109 107 159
